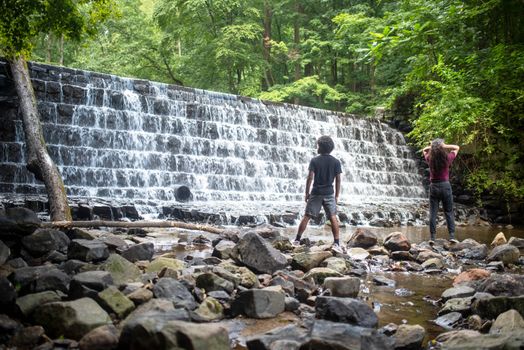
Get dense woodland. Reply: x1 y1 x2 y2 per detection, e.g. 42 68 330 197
1 0 523 205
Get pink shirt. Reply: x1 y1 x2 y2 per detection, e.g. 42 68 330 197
424 152 456 181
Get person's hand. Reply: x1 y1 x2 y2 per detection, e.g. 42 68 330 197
304 193 310 202
335 196 339 204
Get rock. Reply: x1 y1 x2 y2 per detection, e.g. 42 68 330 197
21 228 70 257
10 265 70 295
16 290 62 316
269 276 295 296
196 272 235 294
69 271 114 299
303 267 342 285
0 207 40 236
490 309 524 334
246 324 308 350
416 250 443 263
467 314 483 330
323 276 360 298
0 314 22 344
232 232 288 274
146 256 186 274
373 275 396 287
97 286 135 318
68 239 109 262
442 286 476 302
99 254 142 285
439 331 524 349
32 297 112 340
347 247 370 261
487 244 520 265
448 238 483 252
390 251 414 261
126 287 153 305
315 296 378 328
384 232 411 252
491 232 507 248
192 297 224 322
163 321 230 350
123 298 189 326
285 297 300 312
422 257 444 270
476 274 524 296
121 242 154 262
232 288 285 318
78 324 119 350
508 237 524 253
456 244 489 260
439 297 474 316
0 240 11 265
0 276 16 307
291 251 332 271
347 227 378 248
472 296 524 319
434 312 462 330
212 239 236 259
153 277 197 310
394 324 425 350
453 268 491 286
320 257 348 274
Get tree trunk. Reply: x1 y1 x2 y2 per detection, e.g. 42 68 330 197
59 34 64 65
10 56 71 221
262 0 274 90
293 0 302 104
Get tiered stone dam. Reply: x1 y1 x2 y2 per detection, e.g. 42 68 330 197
0 61 427 223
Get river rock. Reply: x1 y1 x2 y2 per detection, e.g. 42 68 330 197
476 274 524 296
435 329 481 344
422 257 444 269
196 272 235 293
373 275 396 287
455 244 489 260
347 228 378 249
472 296 524 319
323 276 360 298
439 331 524 349
0 207 40 236
453 268 491 286
303 267 342 284
7 325 45 349
232 288 285 318
508 236 524 253
439 297 474 316
491 232 507 248
15 290 62 316
146 256 186 273
434 312 462 330
68 239 109 262
98 285 135 318
212 239 236 259
0 240 11 265
394 324 425 350
487 244 520 265
442 286 476 302
162 320 230 349
153 277 197 310
320 256 348 274
121 242 154 262
21 228 70 257
126 287 153 305
192 297 224 322
384 232 411 252
269 276 295 296
69 270 114 299
0 276 16 308
291 251 332 271
78 324 119 350
10 265 70 295
32 297 112 340
232 232 287 274
490 309 524 334
246 324 309 350
99 254 142 285
315 296 378 328
347 247 370 261
416 250 443 263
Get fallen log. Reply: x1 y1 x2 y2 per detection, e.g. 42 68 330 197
40 220 225 234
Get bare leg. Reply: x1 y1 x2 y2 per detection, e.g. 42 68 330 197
295 215 310 241
329 214 340 242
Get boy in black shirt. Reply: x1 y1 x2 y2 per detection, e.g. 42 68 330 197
294 136 343 253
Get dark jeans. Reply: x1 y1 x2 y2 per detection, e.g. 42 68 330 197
429 181 455 240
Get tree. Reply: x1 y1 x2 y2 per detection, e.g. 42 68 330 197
0 0 113 220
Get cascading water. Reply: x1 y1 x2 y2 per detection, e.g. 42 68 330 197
0 61 429 225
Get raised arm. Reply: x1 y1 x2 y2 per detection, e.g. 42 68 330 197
443 143 460 155
422 145 430 156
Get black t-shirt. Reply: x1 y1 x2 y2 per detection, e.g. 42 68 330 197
309 154 342 195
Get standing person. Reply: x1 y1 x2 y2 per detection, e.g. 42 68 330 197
293 135 343 253
422 139 460 243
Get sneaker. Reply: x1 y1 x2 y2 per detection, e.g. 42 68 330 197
449 238 459 244
292 240 301 247
331 243 344 254
429 240 435 246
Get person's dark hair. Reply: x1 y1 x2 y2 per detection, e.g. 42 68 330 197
317 136 335 154
429 138 448 173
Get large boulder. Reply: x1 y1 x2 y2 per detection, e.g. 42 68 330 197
489 309 524 334
232 288 285 318
472 296 524 319
68 239 109 262
0 208 40 236
10 265 70 295
323 276 360 298
476 274 524 296
21 228 70 257
0 240 11 265
347 228 378 249
97 286 135 318
78 324 120 350
453 269 491 286
121 242 154 262
153 277 197 310
393 324 426 350
69 270 114 299
99 254 142 285
384 232 411 252
315 296 378 328
15 290 62 317
32 297 112 340
232 232 287 274
291 251 332 272
146 256 185 274
487 244 520 265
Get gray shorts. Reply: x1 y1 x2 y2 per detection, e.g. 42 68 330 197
305 194 337 218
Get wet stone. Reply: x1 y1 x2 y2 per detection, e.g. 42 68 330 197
434 312 462 330
315 296 378 328
442 286 476 301
68 239 109 262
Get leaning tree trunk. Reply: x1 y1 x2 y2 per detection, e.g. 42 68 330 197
10 56 71 221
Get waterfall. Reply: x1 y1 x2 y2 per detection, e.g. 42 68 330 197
0 61 428 225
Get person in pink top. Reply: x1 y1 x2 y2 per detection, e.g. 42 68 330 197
422 139 460 242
